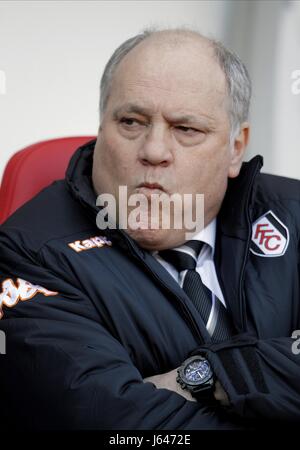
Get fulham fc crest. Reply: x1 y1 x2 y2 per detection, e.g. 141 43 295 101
250 210 289 257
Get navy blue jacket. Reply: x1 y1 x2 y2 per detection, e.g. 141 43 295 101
0 140 299 429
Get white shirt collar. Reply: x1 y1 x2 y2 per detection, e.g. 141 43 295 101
188 218 216 254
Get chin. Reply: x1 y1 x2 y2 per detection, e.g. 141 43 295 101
126 228 187 251
126 228 165 250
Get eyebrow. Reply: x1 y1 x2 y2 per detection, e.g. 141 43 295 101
112 103 215 126
112 104 153 119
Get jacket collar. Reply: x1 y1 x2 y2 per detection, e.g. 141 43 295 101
65 139 98 215
218 154 263 240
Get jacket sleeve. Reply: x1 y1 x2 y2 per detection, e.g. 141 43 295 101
190 330 300 424
0 230 244 431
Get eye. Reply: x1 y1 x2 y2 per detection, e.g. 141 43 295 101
119 117 142 127
173 125 207 146
117 116 147 139
175 125 200 134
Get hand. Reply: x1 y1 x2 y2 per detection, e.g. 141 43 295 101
143 368 196 402
144 370 230 406
213 380 230 406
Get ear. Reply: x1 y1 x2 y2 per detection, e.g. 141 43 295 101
228 122 250 179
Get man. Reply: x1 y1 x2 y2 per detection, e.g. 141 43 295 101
0 28 299 430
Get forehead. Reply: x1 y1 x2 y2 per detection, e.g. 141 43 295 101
107 37 228 118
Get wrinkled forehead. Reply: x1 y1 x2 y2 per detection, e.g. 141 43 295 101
107 37 228 117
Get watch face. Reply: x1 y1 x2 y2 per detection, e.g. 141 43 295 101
184 358 212 384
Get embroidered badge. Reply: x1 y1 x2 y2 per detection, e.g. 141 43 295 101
0 278 58 319
250 210 289 257
68 235 112 253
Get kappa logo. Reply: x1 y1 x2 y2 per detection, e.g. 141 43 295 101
68 235 112 253
0 278 58 319
250 210 289 257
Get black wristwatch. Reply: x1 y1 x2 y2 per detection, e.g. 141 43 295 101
176 355 215 400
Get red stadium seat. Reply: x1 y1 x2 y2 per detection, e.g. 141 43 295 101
0 136 96 224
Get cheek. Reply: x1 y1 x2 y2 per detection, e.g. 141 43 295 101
183 147 230 193
203 153 231 206
100 131 136 176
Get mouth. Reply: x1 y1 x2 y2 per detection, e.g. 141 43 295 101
137 182 165 192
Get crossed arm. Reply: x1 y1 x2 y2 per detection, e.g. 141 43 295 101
144 369 230 406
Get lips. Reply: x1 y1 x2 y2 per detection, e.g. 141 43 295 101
137 182 165 191
135 182 167 199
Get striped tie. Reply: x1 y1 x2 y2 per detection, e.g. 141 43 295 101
159 240 235 342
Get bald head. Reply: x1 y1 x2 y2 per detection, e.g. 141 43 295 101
113 29 221 83
127 28 212 50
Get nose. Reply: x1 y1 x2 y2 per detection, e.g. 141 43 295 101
138 124 173 167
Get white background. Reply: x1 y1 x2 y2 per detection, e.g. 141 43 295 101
0 0 299 181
